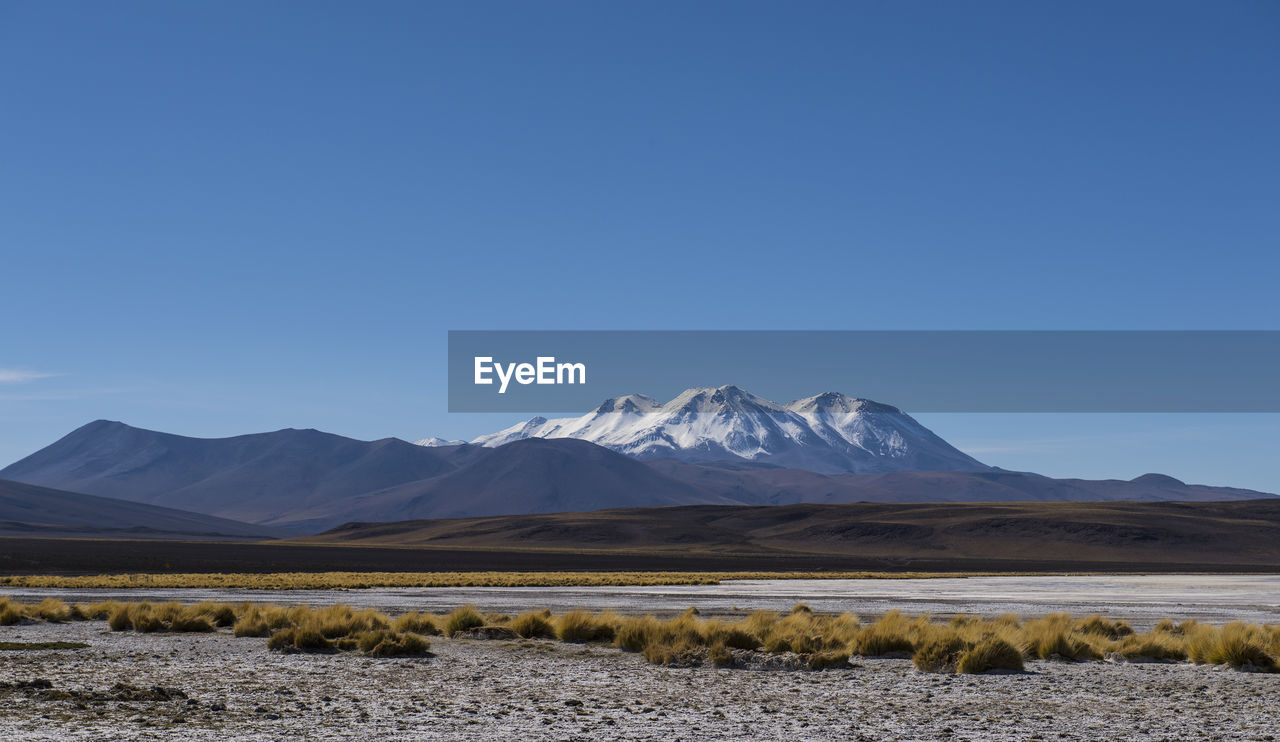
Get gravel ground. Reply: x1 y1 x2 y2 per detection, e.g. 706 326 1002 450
1 621 1277 741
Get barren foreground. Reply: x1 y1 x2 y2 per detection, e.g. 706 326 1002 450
2 620 1277 741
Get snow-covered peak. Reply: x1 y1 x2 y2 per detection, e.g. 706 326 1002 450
450 386 987 474
786 392 900 415
592 393 661 415
413 436 466 447
666 385 785 415
470 416 550 448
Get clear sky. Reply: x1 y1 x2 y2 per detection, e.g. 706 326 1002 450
2 2 1277 490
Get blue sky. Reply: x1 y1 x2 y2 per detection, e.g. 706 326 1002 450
2 1 1277 490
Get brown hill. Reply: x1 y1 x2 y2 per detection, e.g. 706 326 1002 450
303 499 1280 567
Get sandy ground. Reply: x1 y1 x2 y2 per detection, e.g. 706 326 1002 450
1 620 1277 742
6 575 1280 628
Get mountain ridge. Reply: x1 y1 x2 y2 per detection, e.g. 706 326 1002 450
3 415 1273 535
466 385 988 474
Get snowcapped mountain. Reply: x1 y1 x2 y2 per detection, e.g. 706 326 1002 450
413 436 466 447
458 385 987 474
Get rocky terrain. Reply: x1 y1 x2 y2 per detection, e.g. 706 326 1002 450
2 619 1276 741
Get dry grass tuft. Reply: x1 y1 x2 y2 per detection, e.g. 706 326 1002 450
1188 622 1276 671
106 602 225 633
0 597 23 626
806 650 852 670
850 610 917 656
1116 633 1187 662
1076 614 1134 639
254 605 430 657
355 629 432 657
509 611 556 639
268 627 334 652
444 605 485 635
556 610 616 643
1022 614 1098 661
957 638 1024 674
392 611 442 636
913 634 967 672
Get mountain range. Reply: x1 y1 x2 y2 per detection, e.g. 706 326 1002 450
1 386 1273 534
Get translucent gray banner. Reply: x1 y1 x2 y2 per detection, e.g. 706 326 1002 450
447 331 1280 413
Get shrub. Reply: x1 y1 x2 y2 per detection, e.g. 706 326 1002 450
131 606 168 633
768 613 822 654
234 610 272 637
615 616 660 653
510 611 556 639
1022 614 1096 661
392 612 441 636
356 630 432 657
753 610 857 656
763 633 792 653
169 612 215 633
993 613 1022 629
957 638 1024 674
641 639 698 666
1191 623 1277 670
913 634 967 673
1076 615 1133 639
101 602 219 634
851 611 915 656
824 613 862 644
557 610 613 643
1116 634 1187 662
708 642 734 667
701 621 759 651
594 610 622 641
0 602 21 626
807 650 851 670
33 598 72 622
444 605 485 635
742 610 780 639
268 628 334 652
191 602 237 628
310 605 389 638
1027 630 1095 661
107 605 132 631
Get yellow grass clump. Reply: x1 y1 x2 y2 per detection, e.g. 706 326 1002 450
509 610 556 639
391 611 442 636
253 605 429 657
105 601 226 633
850 610 918 656
1187 622 1276 670
957 638 1025 674
444 605 485 635
0 593 1276 673
556 609 618 643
